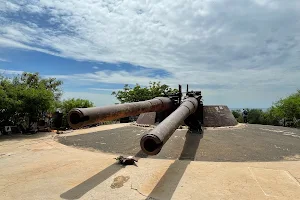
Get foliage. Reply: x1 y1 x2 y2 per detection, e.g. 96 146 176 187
60 98 94 128
246 109 264 124
231 110 241 119
111 82 178 103
20 72 63 100
231 90 300 127
272 90 300 119
231 109 244 123
60 98 94 114
259 107 281 126
0 72 62 129
2 70 300 132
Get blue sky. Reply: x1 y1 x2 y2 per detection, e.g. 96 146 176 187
0 0 299 108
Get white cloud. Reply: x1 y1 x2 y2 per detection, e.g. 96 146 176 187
0 58 9 62
25 4 44 13
50 66 300 107
0 1 20 12
89 88 122 91
62 91 117 107
1 0 299 71
92 66 99 69
0 68 23 75
0 37 61 58
0 0 300 107
51 67 300 91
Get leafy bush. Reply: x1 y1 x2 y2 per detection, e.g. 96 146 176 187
0 72 62 130
232 110 241 119
247 109 264 124
231 90 300 127
60 98 94 128
112 81 178 103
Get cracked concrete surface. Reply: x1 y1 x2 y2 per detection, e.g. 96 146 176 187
0 124 300 200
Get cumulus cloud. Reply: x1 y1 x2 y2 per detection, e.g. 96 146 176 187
0 1 20 12
89 88 122 91
0 58 9 62
25 4 44 13
0 68 23 74
51 67 300 91
0 0 300 107
62 91 118 107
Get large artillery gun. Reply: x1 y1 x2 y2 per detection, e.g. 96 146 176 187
67 84 236 155
140 89 203 155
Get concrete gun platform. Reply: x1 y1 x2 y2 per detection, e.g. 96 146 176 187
58 123 300 162
1 123 300 200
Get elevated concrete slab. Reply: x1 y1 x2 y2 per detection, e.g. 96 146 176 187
1 124 299 200
58 124 300 162
203 105 238 127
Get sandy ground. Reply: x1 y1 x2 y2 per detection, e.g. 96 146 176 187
0 124 300 200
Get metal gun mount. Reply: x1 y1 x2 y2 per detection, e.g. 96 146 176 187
68 84 204 155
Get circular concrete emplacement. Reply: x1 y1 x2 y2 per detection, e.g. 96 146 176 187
57 124 300 162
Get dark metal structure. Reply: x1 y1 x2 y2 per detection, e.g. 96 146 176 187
67 84 236 156
140 95 203 155
68 97 174 129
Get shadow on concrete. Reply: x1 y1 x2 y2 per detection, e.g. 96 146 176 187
146 130 204 200
60 150 148 200
60 129 203 200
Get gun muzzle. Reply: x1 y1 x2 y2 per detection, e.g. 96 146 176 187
140 97 199 155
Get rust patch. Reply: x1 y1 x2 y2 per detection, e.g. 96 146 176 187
110 176 130 189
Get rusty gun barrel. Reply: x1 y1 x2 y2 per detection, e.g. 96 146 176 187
67 97 173 129
140 97 199 155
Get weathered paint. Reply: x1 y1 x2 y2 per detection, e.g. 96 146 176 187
68 97 173 129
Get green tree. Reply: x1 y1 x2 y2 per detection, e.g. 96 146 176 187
231 90 300 126
0 72 62 130
20 72 63 101
0 77 21 125
272 90 300 120
231 109 244 123
112 82 178 103
20 86 54 123
259 108 281 126
60 98 94 128
247 109 264 124
232 110 241 119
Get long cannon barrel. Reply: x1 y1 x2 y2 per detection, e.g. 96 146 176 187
68 97 173 129
140 97 199 155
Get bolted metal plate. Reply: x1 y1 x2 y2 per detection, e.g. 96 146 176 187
203 105 238 127
136 112 156 125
